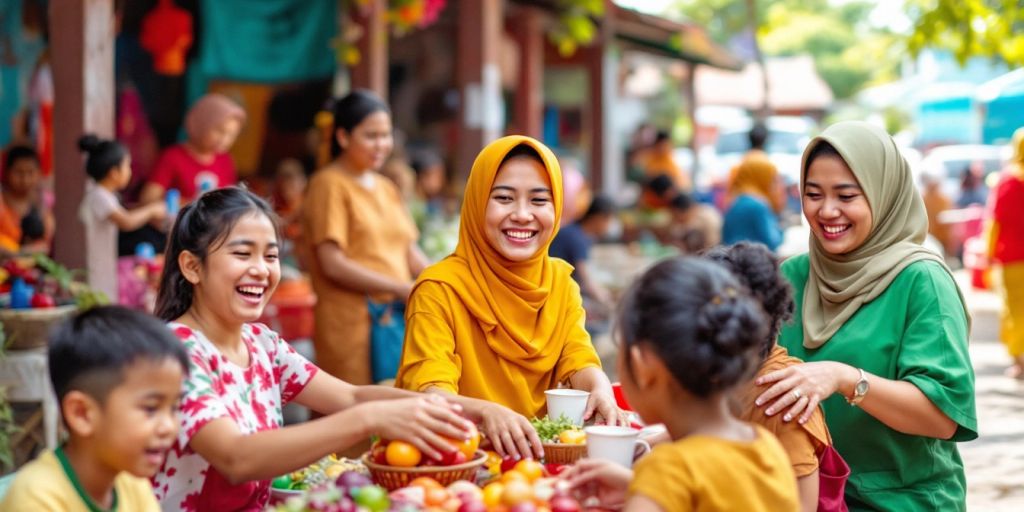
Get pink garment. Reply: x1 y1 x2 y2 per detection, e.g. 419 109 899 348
153 323 318 511
184 93 246 143
148 145 237 201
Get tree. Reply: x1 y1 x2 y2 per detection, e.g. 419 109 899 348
905 0 1024 66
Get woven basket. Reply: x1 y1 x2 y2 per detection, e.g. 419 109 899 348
362 451 487 491
0 305 77 350
542 443 587 464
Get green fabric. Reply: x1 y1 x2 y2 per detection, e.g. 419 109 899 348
780 254 977 512
54 447 118 512
799 121 968 348
198 0 337 83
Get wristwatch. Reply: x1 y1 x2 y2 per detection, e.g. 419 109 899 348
847 368 869 406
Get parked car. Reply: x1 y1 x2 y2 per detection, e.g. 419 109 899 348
917 144 1010 199
696 116 816 189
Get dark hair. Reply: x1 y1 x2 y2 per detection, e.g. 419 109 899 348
410 149 444 176
155 187 280 321
654 130 671 144
500 143 544 167
748 122 768 150
579 195 617 223
618 257 767 398
805 140 842 170
669 192 694 211
330 89 391 157
3 145 39 171
20 207 45 243
78 134 129 181
48 306 189 407
645 174 675 196
702 242 794 359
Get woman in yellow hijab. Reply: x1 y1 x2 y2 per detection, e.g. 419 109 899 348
721 154 786 251
396 136 623 459
986 127 1024 377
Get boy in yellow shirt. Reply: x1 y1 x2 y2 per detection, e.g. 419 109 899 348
0 306 188 511
564 257 798 511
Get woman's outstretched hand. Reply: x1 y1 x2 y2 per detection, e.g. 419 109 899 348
367 395 474 461
755 361 856 424
478 401 545 461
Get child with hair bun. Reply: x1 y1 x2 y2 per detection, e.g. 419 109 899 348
78 134 167 302
564 256 799 511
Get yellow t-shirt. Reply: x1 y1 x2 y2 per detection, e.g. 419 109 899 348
629 425 799 512
0 450 160 512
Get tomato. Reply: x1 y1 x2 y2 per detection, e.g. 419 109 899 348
370 440 389 464
385 441 423 467
500 456 518 473
558 430 586 445
30 292 55 308
448 423 481 460
544 463 567 477
513 460 544 482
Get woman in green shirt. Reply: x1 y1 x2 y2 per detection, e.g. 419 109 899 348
753 121 977 511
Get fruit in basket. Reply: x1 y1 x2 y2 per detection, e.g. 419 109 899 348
30 291 55 308
557 430 585 445
447 423 481 460
385 441 422 467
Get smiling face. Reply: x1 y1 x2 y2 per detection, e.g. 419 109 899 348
90 358 184 477
803 154 873 255
483 156 556 262
188 213 281 326
337 110 394 172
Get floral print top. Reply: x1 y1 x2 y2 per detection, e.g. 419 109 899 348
152 323 318 511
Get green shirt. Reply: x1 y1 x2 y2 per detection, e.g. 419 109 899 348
779 254 977 512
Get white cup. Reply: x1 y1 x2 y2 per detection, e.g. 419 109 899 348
584 425 652 468
545 389 590 426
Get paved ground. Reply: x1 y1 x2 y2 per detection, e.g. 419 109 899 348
957 273 1024 511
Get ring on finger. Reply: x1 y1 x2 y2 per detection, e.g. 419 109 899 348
792 389 802 400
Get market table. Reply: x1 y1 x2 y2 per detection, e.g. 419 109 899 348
0 346 59 450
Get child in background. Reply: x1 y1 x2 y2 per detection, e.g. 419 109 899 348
0 306 189 511
0 145 54 254
704 242 846 512
564 257 798 511
150 187 471 511
78 135 167 303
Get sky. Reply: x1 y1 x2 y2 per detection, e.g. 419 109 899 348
614 0 913 33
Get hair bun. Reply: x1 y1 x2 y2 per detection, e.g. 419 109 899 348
78 134 101 153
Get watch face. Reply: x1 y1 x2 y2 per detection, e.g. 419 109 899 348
855 380 869 395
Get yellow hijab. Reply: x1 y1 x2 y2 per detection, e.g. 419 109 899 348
801 122 968 348
729 154 783 212
1009 127 1024 177
410 135 581 375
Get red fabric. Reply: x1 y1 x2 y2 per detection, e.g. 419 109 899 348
991 173 1024 264
817 444 850 512
148 144 236 202
140 0 193 75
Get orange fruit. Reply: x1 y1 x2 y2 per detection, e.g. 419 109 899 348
501 470 529 484
385 440 422 467
408 476 444 490
424 487 451 507
483 482 505 507
558 430 586 445
447 423 481 459
513 459 544 482
501 480 534 505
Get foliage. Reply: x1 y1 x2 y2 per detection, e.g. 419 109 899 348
0 326 17 473
904 0 1024 66
670 0 898 99
548 0 606 57
335 0 449 65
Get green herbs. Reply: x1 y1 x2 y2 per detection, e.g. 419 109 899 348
529 415 579 443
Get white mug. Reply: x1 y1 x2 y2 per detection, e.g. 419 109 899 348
584 425 652 468
545 389 590 426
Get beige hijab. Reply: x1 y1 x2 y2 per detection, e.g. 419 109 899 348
800 121 969 348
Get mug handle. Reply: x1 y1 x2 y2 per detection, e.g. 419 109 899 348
632 439 652 461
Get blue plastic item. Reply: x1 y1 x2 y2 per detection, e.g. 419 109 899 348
10 277 34 309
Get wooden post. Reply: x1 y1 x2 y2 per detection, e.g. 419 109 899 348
49 0 114 271
351 0 389 100
455 0 503 183
513 6 544 139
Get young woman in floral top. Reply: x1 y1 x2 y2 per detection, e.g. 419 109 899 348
150 187 473 511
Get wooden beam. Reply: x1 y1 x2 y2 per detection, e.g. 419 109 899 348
455 0 503 183
512 6 544 139
351 0 389 100
50 0 114 273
